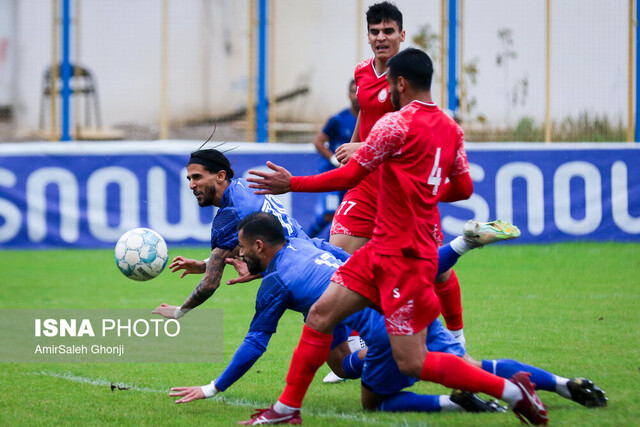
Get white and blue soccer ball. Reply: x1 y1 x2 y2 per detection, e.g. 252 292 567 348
114 228 169 281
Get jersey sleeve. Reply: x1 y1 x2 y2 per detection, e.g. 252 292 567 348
248 274 294 334
450 126 470 176
210 207 241 250
352 112 407 172
213 331 271 392
322 116 339 141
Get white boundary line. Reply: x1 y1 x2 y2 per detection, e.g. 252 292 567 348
30 371 391 424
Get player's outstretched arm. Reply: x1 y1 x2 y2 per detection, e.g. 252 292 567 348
153 248 233 319
169 255 206 278
247 161 292 195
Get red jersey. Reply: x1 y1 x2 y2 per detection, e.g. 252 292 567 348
333 58 393 237
355 58 394 140
351 101 469 258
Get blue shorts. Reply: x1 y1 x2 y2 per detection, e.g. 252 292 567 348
361 318 465 395
330 322 351 350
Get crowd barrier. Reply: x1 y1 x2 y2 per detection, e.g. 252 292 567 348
0 141 638 249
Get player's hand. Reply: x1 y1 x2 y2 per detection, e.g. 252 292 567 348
247 161 292 194
151 303 178 319
169 256 206 278
225 257 261 285
169 386 206 404
335 142 364 164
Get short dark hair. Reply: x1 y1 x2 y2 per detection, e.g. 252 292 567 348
387 48 433 92
237 212 286 246
366 1 403 32
188 149 235 180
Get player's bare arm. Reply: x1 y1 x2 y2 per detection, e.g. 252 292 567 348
181 247 234 309
247 161 292 194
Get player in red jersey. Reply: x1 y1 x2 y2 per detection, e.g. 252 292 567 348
330 1 469 347
240 48 548 426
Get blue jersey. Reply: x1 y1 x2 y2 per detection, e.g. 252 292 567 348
319 108 357 172
210 178 349 261
213 238 349 392
344 309 465 395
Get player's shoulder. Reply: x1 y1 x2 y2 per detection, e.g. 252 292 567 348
355 58 374 74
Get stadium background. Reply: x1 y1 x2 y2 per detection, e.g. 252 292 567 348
0 2 639 426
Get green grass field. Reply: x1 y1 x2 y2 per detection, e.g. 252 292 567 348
1 242 639 426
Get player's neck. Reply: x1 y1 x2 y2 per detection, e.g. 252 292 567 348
373 57 388 77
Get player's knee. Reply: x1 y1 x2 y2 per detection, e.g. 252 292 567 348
306 302 336 333
435 268 452 283
394 354 423 378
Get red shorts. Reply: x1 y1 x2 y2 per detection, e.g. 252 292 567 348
330 188 377 238
331 241 440 336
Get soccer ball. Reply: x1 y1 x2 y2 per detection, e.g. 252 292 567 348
114 228 169 281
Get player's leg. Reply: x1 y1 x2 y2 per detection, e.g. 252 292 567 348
478 358 607 408
388 333 548 425
325 325 366 380
433 270 465 347
275 282 371 410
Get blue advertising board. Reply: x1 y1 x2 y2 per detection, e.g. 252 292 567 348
0 141 638 249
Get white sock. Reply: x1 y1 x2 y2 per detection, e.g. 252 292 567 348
447 328 466 350
449 236 471 255
555 376 571 399
439 395 464 412
273 400 298 414
501 380 524 407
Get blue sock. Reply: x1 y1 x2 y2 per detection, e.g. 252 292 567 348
341 350 364 379
482 359 557 391
437 244 461 275
378 391 441 412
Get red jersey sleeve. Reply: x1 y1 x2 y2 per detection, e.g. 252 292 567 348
450 126 470 176
352 111 407 172
290 160 369 193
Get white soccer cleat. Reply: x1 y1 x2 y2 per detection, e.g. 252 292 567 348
463 220 521 249
347 335 367 352
323 371 346 384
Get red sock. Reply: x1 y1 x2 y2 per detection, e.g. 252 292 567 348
434 270 464 331
420 352 505 399
278 324 333 408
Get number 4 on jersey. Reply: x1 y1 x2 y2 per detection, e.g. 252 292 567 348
428 147 442 195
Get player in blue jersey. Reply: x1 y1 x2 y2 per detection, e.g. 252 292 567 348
151 149 349 313
152 149 355 377
169 213 606 413
306 80 358 239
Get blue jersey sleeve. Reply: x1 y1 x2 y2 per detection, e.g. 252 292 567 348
322 116 340 143
248 273 293 334
214 331 271 392
210 207 241 250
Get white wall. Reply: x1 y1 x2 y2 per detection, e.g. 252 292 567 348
10 0 630 131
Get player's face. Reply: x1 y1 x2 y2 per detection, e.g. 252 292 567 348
186 163 223 207
367 20 405 63
238 231 263 275
387 75 401 111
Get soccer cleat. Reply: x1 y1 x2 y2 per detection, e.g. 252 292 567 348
567 378 608 408
510 371 549 426
238 404 302 425
463 220 521 249
450 389 507 413
322 370 346 384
